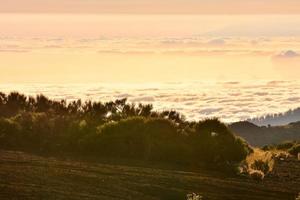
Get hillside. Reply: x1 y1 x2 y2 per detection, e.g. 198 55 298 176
0 92 253 171
248 108 300 126
0 92 300 200
229 121 300 147
0 150 299 200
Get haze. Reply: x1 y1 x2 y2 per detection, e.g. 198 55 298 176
1 1 300 83
2 0 300 14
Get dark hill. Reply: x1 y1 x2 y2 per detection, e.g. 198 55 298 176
229 121 300 147
248 107 300 126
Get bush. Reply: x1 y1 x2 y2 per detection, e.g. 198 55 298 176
194 119 252 164
288 144 300 156
0 92 254 171
0 118 21 148
81 117 253 167
83 117 190 163
249 169 264 181
250 159 270 174
262 141 299 155
276 141 296 150
92 117 147 158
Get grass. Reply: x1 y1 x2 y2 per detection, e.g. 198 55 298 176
0 150 299 200
245 149 275 174
244 148 291 175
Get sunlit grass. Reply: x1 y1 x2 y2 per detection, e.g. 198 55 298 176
243 148 291 181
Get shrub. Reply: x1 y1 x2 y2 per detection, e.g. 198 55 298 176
261 145 273 151
250 159 270 174
0 92 254 171
93 117 147 158
249 169 264 181
276 141 296 150
85 117 190 163
194 119 252 164
0 118 21 148
288 144 300 156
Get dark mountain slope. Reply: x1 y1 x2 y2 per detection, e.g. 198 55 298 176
229 121 300 146
248 107 300 126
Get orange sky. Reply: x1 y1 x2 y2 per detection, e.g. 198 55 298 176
1 5 300 83
1 0 300 14
1 14 300 83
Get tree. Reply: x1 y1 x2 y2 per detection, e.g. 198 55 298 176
6 92 27 116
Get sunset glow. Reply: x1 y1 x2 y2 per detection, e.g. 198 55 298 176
1 14 300 83
1 2 300 199
1 2 300 121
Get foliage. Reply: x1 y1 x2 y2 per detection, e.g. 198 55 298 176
250 159 270 174
0 92 253 170
193 119 252 165
288 144 300 156
263 141 300 157
0 117 21 148
249 169 265 181
83 117 189 162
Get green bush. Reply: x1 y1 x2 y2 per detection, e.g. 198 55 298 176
83 117 190 163
0 92 254 171
288 144 300 156
263 141 300 157
250 159 270 174
276 141 296 150
77 117 253 167
0 118 21 148
194 119 252 164
249 170 264 181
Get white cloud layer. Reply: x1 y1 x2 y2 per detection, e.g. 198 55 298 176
274 50 300 58
1 80 300 123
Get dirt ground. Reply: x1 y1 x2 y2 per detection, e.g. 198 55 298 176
0 150 299 200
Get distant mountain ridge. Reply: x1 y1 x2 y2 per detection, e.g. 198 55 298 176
247 107 300 126
229 121 300 147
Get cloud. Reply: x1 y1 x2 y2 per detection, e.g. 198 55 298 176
272 50 300 78
274 50 300 59
0 49 30 53
160 39 182 45
199 108 223 115
207 38 226 46
287 97 300 101
253 92 269 96
0 36 283 57
43 45 64 49
3 80 300 123
131 96 155 102
267 80 290 86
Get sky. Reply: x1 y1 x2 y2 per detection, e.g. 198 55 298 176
2 0 300 121
1 2 300 83
1 0 300 14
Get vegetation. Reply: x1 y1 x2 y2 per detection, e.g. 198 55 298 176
250 159 270 174
248 170 265 181
1 150 297 200
241 149 274 179
229 121 300 146
248 107 300 126
1 92 300 199
242 141 300 182
0 92 252 171
263 141 300 156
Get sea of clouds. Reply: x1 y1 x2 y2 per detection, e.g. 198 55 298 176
1 36 300 122
1 80 300 123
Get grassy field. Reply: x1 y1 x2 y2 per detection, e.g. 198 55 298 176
0 150 299 200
